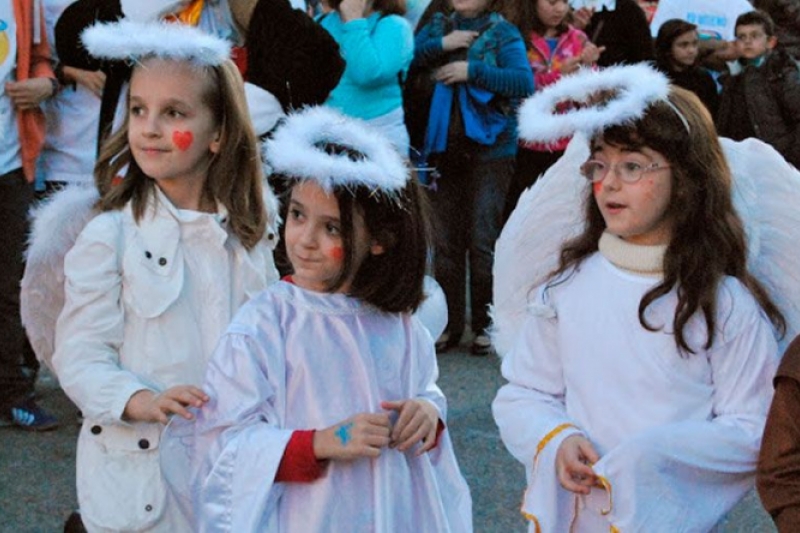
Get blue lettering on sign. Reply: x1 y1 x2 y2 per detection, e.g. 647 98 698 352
685 12 727 28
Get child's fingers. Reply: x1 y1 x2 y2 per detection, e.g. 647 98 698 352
578 441 600 464
416 423 439 455
394 421 427 451
559 463 596 494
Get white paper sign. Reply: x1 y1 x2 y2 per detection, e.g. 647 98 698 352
650 0 754 40
569 0 616 10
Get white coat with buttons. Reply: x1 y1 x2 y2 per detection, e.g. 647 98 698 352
52 188 279 532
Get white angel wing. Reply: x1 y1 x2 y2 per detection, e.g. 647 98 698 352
416 275 448 342
21 185 99 373
491 136 590 356
723 137 800 350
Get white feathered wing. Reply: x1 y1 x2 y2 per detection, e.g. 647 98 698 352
21 185 100 373
491 135 589 356
724 137 800 350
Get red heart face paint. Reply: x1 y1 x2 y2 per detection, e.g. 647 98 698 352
330 246 345 261
172 130 194 151
593 180 603 195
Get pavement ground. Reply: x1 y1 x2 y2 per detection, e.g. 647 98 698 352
0 347 777 532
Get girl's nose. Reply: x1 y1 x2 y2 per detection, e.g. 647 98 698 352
141 116 162 138
298 225 318 248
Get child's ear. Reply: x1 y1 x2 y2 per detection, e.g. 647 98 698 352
767 36 778 50
210 131 221 154
370 240 386 256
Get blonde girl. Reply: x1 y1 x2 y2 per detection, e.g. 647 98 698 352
51 21 278 532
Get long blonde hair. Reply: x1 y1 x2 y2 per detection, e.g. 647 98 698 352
94 57 267 249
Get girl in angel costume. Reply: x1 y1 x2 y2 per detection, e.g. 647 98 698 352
45 22 280 532
492 63 800 532
160 106 472 532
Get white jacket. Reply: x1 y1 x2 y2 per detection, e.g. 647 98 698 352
52 189 279 532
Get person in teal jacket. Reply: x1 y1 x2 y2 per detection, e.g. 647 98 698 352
411 0 534 355
318 0 413 154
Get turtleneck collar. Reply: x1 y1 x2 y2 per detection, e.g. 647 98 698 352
598 231 666 277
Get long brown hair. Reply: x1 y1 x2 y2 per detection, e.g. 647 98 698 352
94 57 267 249
551 86 785 353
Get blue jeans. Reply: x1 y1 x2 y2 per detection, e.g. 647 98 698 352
429 152 513 340
0 168 36 410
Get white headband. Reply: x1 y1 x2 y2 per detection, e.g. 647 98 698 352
264 107 409 196
517 63 690 144
81 20 231 66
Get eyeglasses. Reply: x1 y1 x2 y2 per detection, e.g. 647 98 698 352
735 31 767 43
579 159 670 183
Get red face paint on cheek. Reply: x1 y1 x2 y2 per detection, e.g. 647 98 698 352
172 130 194 151
593 180 603 195
330 247 345 261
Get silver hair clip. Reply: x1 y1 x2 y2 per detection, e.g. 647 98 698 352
664 99 691 134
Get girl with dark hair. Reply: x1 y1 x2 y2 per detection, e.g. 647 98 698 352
655 18 720 117
504 0 603 220
493 65 785 531
161 106 472 532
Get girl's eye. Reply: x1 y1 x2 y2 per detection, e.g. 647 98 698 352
326 223 341 236
621 161 644 173
289 208 303 220
166 108 185 119
130 106 144 117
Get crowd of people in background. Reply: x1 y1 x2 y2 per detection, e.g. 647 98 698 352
2 0 800 531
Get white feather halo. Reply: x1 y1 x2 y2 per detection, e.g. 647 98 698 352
81 20 231 66
517 64 671 144
264 106 409 196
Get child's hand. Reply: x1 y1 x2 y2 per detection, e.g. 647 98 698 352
434 61 469 85
5 78 56 109
555 434 600 494
314 413 391 461
571 7 594 31
63 66 106 97
123 386 209 424
442 30 479 52
580 43 605 65
381 399 439 455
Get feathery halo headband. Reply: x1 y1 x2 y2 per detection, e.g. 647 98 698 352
81 19 231 66
517 63 690 144
264 107 409 197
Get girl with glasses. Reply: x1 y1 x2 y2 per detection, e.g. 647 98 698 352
493 65 788 531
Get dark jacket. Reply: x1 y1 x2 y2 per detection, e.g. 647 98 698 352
584 0 654 67
717 50 800 168
661 66 719 118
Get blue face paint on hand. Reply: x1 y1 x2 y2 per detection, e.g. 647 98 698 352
335 422 354 446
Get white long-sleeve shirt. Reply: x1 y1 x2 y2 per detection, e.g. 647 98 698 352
493 253 779 532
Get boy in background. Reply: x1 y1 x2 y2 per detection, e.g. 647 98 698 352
717 10 800 168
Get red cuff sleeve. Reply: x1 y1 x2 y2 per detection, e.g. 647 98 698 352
275 430 327 482
432 419 445 450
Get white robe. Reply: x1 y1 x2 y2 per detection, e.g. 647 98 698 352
162 281 473 532
492 253 779 532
